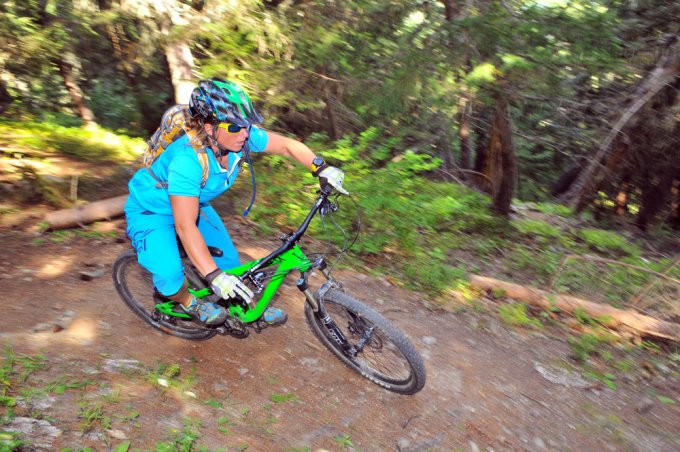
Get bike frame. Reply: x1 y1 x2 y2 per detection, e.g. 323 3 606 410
154 188 333 324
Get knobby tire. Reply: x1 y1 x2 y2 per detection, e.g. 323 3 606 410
304 289 426 394
112 249 216 341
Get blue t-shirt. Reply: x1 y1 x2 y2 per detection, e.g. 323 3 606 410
127 126 268 215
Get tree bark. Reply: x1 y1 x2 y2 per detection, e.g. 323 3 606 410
57 56 97 128
0 78 11 114
550 161 584 197
671 178 680 230
615 180 630 216
324 88 339 140
470 275 680 341
164 40 195 104
441 0 455 21
473 121 487 173
160 13 195 104
458 96 472 171
636 168 678 230
561 36 680 210
44 195 128 229
483 90 516 216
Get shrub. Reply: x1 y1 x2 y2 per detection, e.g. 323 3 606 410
579 229 639 256
513 218 562 240
498 302 542 329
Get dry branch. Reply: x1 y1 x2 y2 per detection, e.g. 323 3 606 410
470 275 680 341
44 194 127 229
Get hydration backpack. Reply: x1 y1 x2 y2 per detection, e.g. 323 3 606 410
143 104 210 188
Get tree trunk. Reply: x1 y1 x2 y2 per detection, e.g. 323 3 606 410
615 180 630 216
577 138 630 212
164 40 195 104
458 96 472 171
441 0 455 20
324 88 339 140
57 57 97 128
0 77 11 114
160 14 195 104
433 110 455 171
636 168 678 230
470 275 680 341
45 194 128 229
483 90 516 216
473 102 492 169
562 36 680 210
671 178 680 230
550 161 584 197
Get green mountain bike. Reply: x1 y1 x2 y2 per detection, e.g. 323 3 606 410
112 186 426 395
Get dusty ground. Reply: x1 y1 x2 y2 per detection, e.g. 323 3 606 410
1 216 680 451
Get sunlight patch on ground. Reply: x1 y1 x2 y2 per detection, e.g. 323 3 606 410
62 317 98 345
24 317 100 348
37 260 71 278
17 318 98 348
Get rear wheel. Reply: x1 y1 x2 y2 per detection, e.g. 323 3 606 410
112 249 216 341
305 289 426 394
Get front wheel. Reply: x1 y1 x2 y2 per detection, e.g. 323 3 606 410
305 289 426 394
112 249 216 341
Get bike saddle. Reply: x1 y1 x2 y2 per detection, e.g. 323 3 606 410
175 236 224 258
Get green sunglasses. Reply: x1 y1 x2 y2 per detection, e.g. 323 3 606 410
218 122 247 134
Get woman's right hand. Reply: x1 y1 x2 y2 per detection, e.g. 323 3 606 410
207 270 254 305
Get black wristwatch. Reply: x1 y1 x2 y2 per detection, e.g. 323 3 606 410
311 157 328 176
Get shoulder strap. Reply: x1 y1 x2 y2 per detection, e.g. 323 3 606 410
147 105 211 189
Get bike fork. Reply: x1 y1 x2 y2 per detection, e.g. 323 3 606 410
296 265 357 357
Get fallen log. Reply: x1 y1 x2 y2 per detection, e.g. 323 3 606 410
44 194 128 229
470 275 680 341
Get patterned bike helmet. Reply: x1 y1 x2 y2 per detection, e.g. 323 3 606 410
188 78 264 127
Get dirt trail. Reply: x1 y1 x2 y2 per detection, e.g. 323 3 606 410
1 221 679 451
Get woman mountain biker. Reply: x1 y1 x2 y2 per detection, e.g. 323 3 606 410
124 78 347 327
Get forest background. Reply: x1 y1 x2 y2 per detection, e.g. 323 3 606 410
1 0 679 306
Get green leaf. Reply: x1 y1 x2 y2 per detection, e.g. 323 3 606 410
465 63 499 86
0 395 16 407
114 441 131 452
657 395 676 405
205 399 223 408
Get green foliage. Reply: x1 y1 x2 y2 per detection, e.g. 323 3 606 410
333 433 354 449
512 219 561 239
1 345 47 386
579 229 639 256
498 302 543 329
504 246 563 283
584 370 618 390
270 392 299 404
568 332 617 362
0 120 144 162
155 417 202 452
78 401 111 432
0 430 25 450
656 395 676 405
87 78 143 133
533 203 573 217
